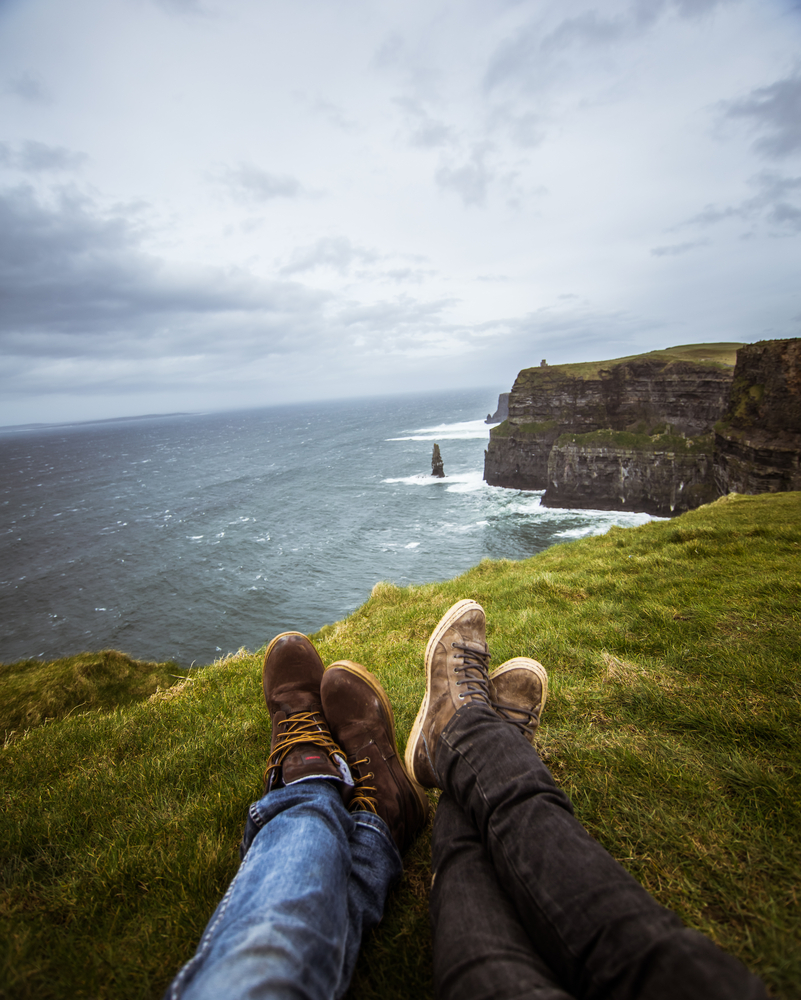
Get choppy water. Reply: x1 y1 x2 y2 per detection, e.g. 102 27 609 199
0 391 655 666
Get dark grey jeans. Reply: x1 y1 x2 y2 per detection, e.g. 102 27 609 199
430 703 767 1000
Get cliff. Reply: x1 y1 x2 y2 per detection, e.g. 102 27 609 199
715 339 801 495
544 430 717 516
485 392 510 424
484 343 741 515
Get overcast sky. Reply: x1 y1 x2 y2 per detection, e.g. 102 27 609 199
0 0 799 425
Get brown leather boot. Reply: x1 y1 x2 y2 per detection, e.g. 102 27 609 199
262 632 352 793
405 599 490 790
321 660 429 853
490 657 549 742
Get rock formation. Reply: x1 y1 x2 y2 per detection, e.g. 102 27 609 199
485 393 510 424
484 339 801 515
714 339 801 494
484 344 741 516
431 442 445 478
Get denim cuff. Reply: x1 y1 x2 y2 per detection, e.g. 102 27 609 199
240 778 345 859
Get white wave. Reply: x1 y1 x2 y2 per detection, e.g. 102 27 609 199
382 469 486 492
382 473 443 486
405 541 420 549
445 470 486 493
442 521 486 534
388 418 490 442
188 535 204 540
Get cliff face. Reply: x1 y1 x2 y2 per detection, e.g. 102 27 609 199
507 359 732 435
714 339 801 494
484 345 740 514
485 392 510 424
485 340 801 515
543 433 717 516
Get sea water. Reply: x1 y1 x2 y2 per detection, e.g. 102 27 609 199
0 390 655 666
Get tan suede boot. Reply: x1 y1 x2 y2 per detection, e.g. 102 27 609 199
405 599 490 790
490 657 549 742
321 660 429 854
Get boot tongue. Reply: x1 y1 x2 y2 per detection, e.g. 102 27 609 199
282 743 342 784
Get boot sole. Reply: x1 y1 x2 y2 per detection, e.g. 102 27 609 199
490 657 549 716
327 659 429 817
404 598 484 788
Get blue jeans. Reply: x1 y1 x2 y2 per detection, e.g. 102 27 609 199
166 779 402 1000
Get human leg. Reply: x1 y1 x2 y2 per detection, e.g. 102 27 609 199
165 633 403 1000
322 659 429 992
430 792 572 1000
168 779 363 1000
408 600 768 1000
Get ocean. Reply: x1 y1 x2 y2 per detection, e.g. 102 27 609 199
0 390 655 666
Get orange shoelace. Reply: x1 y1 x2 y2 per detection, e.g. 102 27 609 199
263 711 342 783
348 755 378 813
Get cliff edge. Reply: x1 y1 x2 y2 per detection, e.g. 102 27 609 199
715 339 801 495
484 343 740 516
485 339 801 516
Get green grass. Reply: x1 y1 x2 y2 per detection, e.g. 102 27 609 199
555 429 715 454
1 650 189 742
2 492 800 998
520 342 742 382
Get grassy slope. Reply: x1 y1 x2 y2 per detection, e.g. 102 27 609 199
2 492 799 998
1 650 188 741
530 342 743 380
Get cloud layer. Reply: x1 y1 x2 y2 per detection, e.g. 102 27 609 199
0 0 799 424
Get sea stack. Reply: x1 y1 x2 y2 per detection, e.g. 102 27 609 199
431 443 445 478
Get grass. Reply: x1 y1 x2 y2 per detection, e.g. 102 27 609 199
2 491 800 998
554 429 715 454
1 650 189 743
528 342 743 380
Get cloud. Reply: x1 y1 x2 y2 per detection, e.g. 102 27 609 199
150 0 211 16
485 0 733 91
651 240 709 256
683 171 801 233
394 97 456 149
0 184 325 349
0 185 457 402
278 238 433 284
218 163 302 202
722 73 801 159
306 96 357 132
5 71 52 104
436 145 494 207
0 141 87 173
279 237 381 276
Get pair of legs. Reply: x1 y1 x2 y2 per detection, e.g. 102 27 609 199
167 602 767 999
166 632 426 1000
407 600 767 1000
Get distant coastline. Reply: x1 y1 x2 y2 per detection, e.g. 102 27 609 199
0 412 196 434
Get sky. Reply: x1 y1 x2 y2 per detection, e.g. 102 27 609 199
0 0 799 425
